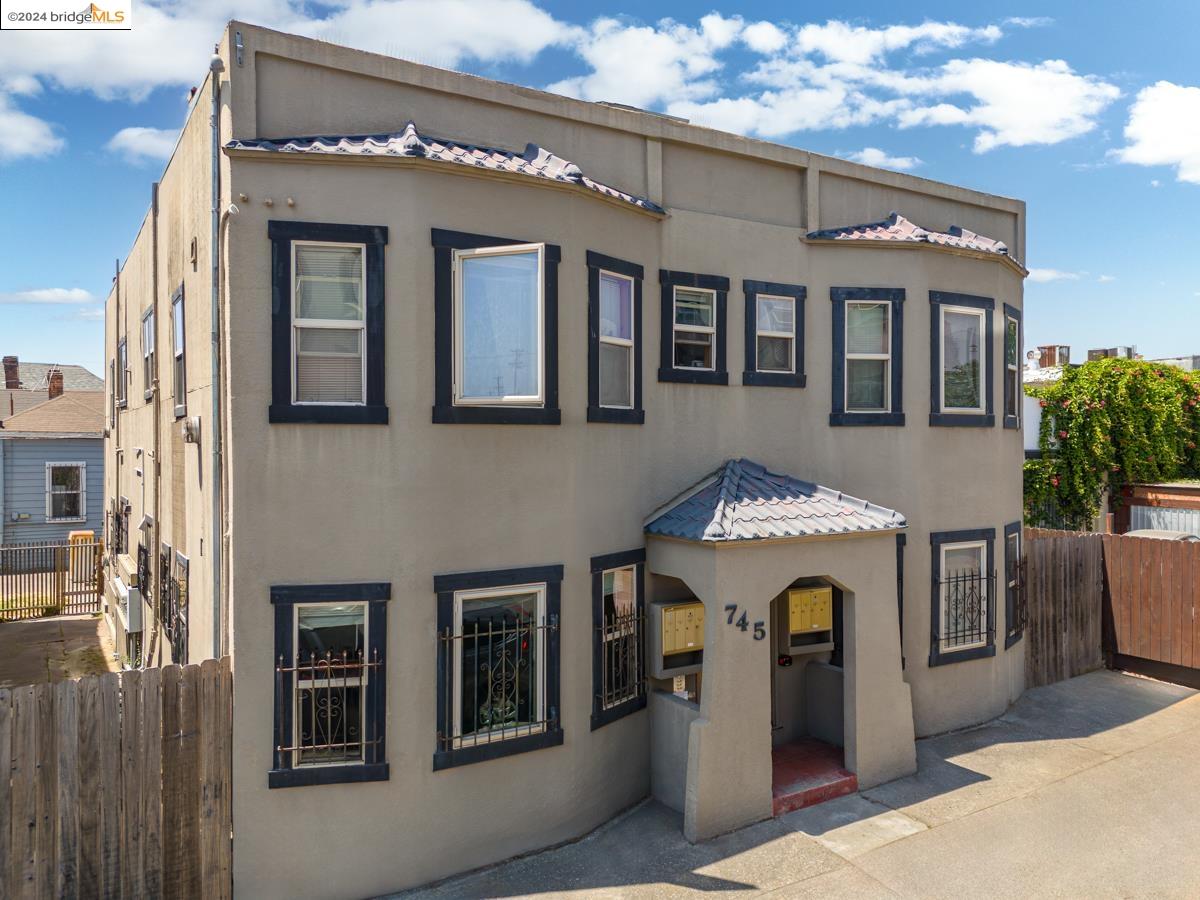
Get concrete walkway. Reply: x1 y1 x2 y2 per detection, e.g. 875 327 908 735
0 614 118 687
399 670 1200 899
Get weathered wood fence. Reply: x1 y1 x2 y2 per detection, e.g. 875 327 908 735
0 658 232 899
1023 529 1106 687
0 540 103 620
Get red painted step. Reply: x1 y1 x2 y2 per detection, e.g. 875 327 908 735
771 737 858 816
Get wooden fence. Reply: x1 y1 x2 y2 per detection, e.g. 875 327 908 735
0 658 232 899
1023 529 1106 688
0 541 103 620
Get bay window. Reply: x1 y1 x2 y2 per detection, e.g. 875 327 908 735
929 291 994 427
1003 304 1022 429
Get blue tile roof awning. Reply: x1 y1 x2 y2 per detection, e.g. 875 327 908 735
645 459 906 543
806 211 1021 268
225 120 666 215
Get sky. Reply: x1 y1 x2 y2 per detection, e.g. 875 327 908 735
1 0 1198 377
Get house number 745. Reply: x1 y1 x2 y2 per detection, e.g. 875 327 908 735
724 604 766 640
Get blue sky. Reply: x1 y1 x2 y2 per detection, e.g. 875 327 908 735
1 0 1198 376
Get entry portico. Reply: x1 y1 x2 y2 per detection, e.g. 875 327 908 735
644 459 918 841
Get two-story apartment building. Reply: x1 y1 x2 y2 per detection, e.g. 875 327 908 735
104 22 1027 897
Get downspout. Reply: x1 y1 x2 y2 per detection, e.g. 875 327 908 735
147 181 163 668
209 48 226 660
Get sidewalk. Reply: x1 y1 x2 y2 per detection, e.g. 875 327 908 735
397 670 1200 899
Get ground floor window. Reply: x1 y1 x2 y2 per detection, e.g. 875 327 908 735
269 583 390 788
1004 522 1025 648
590 549 646 730
929 528 996 666
46 462 86 522
434 564 563 770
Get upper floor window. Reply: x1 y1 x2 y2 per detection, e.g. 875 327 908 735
658 271 729 386
171 287 186 418
830 287 905 426
587 252 644 424
930 291 994 427
432 229 560 425
929 527 996 666
743 281 806 388
1003 304 1022 429
141 308 155 399
46 462 86 522
115 339 128 407
590 549 646 730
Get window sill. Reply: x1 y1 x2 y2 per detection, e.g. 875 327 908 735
829 412 905 427
743 371 806 388
433 405 561 425
47 518 86 525
590 695 647 731
587 406 645 425
268 762 389 789
174 405 187 420
1005 630 1024 650
143 389 154 402
1003 415 1019 430
433 727 564 771
658 368 729 386
929 413 995 428
116 400 127 409
929 642 996 667
269 404 389 425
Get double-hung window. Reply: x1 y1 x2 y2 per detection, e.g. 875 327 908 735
743 280 806 388
929 528 996 666
1004 522 1024 647
432 229 560 425
269 221 388 425
434 564 563 769
270 582 390 788
1003 304 1022 429
587 251 644 423
46 462 85 522
659 271 729 385
171 289 186 417
141 308 155 399
830 288 904 425
930 291 994 427
590 549 646 729
115 339 128 407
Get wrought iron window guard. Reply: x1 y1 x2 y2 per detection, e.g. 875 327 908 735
437 615 558 752
936 569 996 651
596 609 645 710
276 650 384 764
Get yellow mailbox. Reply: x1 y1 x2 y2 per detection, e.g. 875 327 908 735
788 587 833 634
662 601 704 656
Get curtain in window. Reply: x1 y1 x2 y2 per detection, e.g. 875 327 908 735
846 303 887 409
294 245 364 403
461 252 539 399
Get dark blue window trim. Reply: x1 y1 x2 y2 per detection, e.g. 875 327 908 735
269 582 391 789
589 548 647 731
268 221 389 425
742 280 806 388
1002 303 1022 430
587 251 645 424
1004 521 1024 649
896 533 907 670
433 564 564 770
830 287 905 426
431 228 562 425
929 528 996 668
929 291 995 428
658 270 730 385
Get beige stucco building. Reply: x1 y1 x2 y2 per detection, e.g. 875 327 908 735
103 21 1029 898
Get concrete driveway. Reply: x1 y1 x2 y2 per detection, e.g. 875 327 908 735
0 613 118 687
398 670 1200 899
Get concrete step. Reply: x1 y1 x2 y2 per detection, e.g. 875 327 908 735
771 737 858 816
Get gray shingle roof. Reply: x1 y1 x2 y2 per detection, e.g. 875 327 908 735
226 121 666 215
645 458 906 543
807 212 1015 263
15 362 103 392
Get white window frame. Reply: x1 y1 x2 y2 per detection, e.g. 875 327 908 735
598 269 636 410
672 286 717 372
939 305 987 414
754 294 796 374
601 565 640 710
290 240 368 407
452 243 546 407
141 308 155 393
844 300 891 413
291 600 369 768
45 461 86 523
451 582 547 748
1005 314 1020 424
940 540 988 652
115 339 128 406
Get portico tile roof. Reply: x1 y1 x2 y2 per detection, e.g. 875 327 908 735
807 212 1014 261
225 120 666 215
645 458 906 543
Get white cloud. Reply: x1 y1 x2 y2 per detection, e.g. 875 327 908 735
898 59 1120 152
1151 179 1162 187
1028 268 1082 283
792 20 1002 65
1097 274 1116 283
0 93 63 161
0 287 95 304
843 147 922 171
1113 81 1200 183
106 126 179 164
742 21 787 55
73 307 106 321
